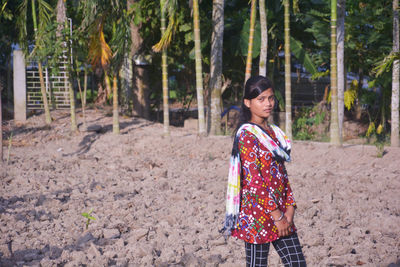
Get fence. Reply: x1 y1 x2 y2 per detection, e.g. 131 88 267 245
275 74 330 107
26 56 70 110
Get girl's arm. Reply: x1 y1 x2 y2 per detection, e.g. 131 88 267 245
284 180 297 226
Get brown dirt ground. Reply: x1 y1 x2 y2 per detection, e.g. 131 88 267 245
0 109 399 266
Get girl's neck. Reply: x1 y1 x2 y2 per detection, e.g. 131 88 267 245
249 119 269 129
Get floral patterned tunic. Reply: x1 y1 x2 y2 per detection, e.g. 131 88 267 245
231 127 297 244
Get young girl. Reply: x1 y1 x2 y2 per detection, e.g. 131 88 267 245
222 76 306 267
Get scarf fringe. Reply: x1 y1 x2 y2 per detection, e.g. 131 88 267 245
220 214 239 237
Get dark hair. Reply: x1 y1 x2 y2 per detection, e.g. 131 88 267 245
235 75 275 134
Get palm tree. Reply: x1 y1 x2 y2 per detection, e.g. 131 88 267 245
392 0 399 147
337 0 345 142
283 0 292 139
209 0 224 135
56 0 77 132
17 0 53 125
83 0 132 134
112 75 119 134
66 30 78 132
192 0 206 135
153 0 178 135
110 9 132 134
244 0 257 84
330 0 340 145
160 0 170 135
87 17 112 103
0 87 3 162
259 0 267 76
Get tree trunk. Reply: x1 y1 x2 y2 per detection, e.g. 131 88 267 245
68 77 77 132
133 66 150 119
62 9 78 132
83 69 88 125
392 0 400 146
104 70 112 102
32 0 51 125
161 0 170 135
130 0 141 117
355 68 363 120
244 0 257 84
283 0 292 139
209 0 224 135
94 67 107 104
119 0 134 115
193 0 206 135
130 0 150 119
113 75 120 134
77 69 87 129
259 0 268 76
56 0 67 38
120 52 133 115
0 88 3 162
105 70 112 99
330 0 341 146
37 63 52 125
7 55 12 104
337 0 345 142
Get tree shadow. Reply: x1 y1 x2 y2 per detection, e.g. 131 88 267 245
0 188 72 216
0 189 120 266
0 232 120 266
2 124 52 139
62 119 155 156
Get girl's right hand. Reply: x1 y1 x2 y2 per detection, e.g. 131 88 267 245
275 216 291 237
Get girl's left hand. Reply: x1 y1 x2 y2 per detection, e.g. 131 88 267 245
285 206 295 226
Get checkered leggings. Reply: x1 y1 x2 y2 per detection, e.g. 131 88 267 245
245 233 306 267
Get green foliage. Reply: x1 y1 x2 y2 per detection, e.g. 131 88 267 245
366 122 387 158
293 105 327 140
290 37 317 75
344 80 358 110
0 0 13 20
0 0 19 65
373 51 400 77
311 69 329 80
152 0 179 52
81 209 96 230
239 19 261 58
1 0 395 126
16 0 53 58
345 0 392 74
366 121 375 137
274 90 285 111
344 89 357 111
76 90 97 103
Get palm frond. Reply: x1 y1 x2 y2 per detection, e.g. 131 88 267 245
292 0 299 14
37 0 52 31
1 0 13 20
16 0 28 53
153 0 179 52
109 10 132 73
153 15 177 52
307 9 329 19
88 18 112 69
373 51 400 77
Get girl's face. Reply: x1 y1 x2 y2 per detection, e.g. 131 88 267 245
244 88 275 124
